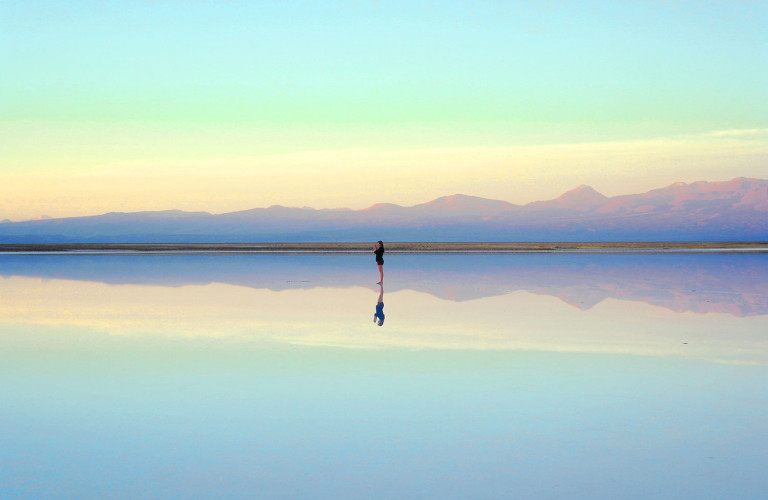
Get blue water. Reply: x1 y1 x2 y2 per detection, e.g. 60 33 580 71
1 253 767 499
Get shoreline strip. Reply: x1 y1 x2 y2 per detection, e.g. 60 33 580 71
1 242 767 255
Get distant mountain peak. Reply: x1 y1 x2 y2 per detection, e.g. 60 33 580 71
557 186 608 210
421 193 469 206
415 194 517 212
432 193 480 201
364 203 405 211
528 185 608 211
264 205 317 214
560 184 606 199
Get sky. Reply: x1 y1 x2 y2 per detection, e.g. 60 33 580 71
1 0 767 220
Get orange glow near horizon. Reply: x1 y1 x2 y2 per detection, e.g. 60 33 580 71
2 130 767 221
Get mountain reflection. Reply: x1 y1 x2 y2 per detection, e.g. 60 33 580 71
1 253 767 317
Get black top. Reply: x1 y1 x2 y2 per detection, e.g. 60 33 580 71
375 246 384 262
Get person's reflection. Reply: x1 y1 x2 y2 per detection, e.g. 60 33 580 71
373 284 385 326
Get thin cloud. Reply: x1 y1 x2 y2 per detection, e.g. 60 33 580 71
709 128 768 137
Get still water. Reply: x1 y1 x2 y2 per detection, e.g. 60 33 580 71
1 253 767 499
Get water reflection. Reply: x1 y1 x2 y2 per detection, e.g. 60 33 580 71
0 253 766 364
374 284 385 326
1 253 767 499
1 253 766 316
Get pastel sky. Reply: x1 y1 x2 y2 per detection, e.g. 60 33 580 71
1 0 767 220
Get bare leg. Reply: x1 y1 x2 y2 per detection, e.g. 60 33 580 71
377 264 383 284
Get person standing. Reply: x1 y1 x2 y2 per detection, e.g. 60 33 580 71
373 240 384 284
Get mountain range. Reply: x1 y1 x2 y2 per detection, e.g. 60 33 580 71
2 177 767 242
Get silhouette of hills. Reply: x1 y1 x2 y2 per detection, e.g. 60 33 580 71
1 178 766 242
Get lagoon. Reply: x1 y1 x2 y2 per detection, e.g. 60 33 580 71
1 253 767 499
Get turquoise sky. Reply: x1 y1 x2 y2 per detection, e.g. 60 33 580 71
1 0 767 218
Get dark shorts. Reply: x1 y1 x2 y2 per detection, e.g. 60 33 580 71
376 259 384 266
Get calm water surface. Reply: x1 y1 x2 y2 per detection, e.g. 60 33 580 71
1 253 767 499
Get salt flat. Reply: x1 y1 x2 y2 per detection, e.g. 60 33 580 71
1 253 767 499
